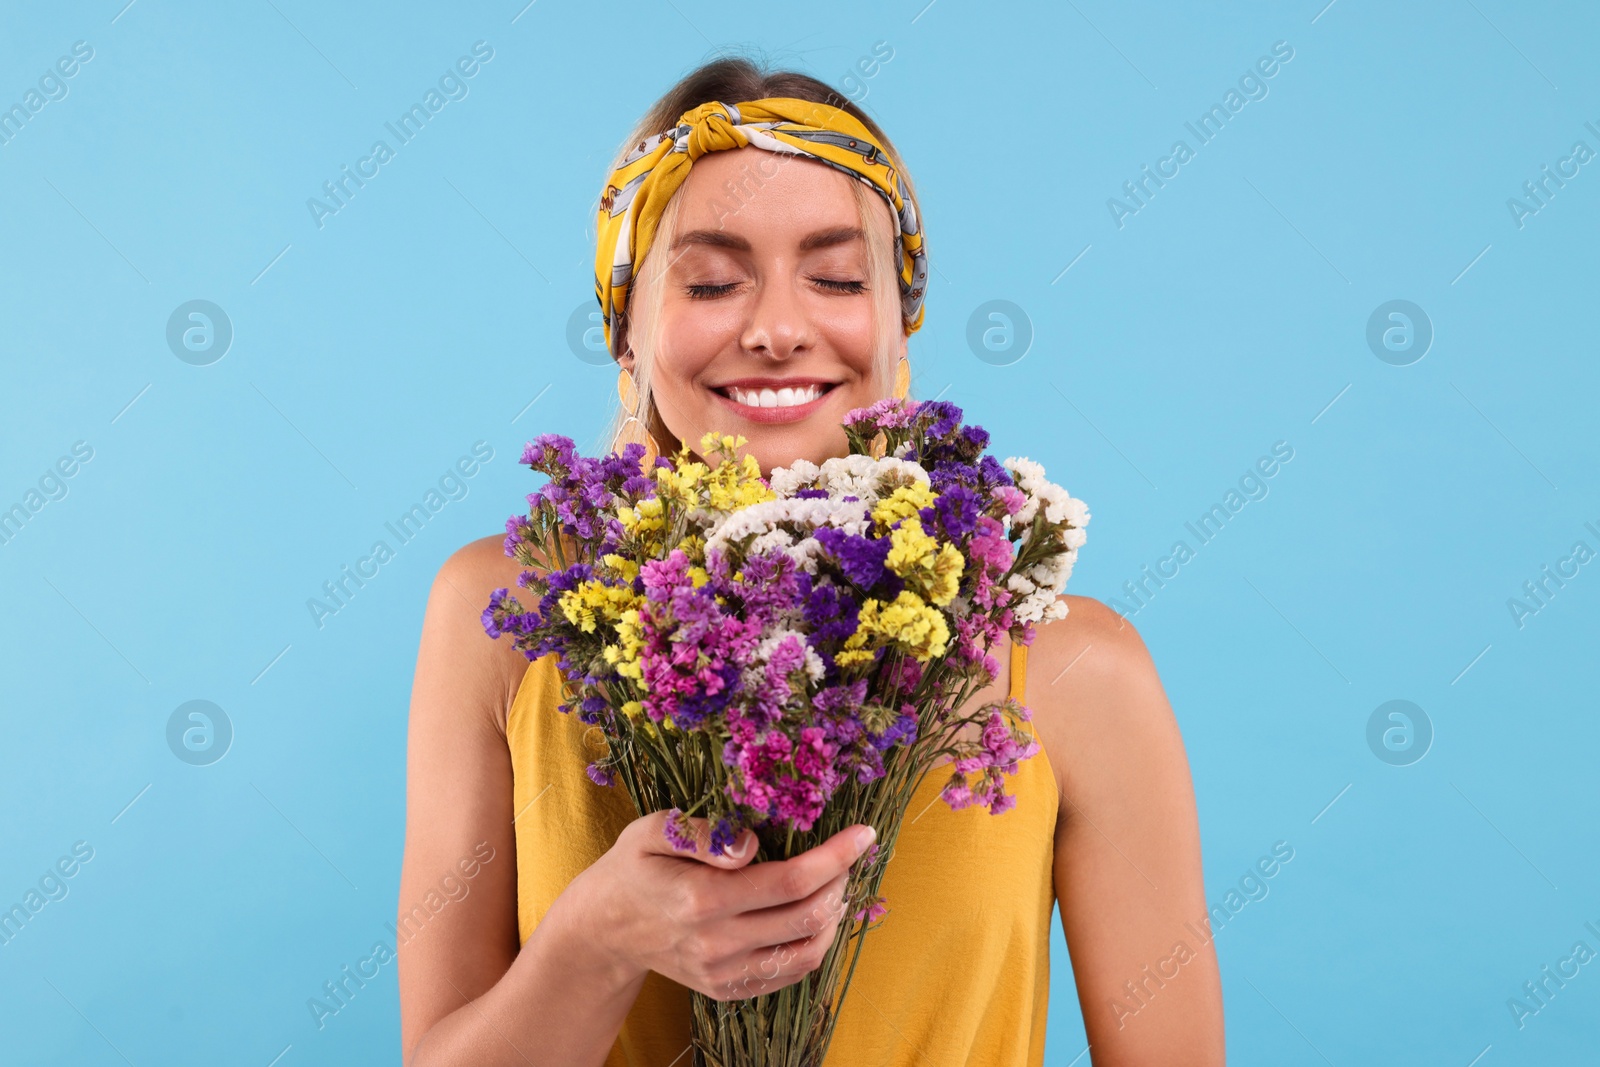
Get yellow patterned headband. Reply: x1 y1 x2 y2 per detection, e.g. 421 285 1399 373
594 97 927 360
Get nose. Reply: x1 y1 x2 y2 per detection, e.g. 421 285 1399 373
739 272 813 360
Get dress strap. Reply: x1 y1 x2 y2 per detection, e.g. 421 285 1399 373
1008 637 1028 704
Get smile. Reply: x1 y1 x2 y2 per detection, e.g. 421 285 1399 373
711 382 839 424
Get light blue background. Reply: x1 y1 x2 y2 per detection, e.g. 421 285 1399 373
2 1 1597 1064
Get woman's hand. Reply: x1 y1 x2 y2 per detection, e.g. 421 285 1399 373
571 812 877 1001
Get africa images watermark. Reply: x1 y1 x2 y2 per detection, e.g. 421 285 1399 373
1505 913 1600 1031
0 40 94 149
838 39 895 103
306 40 495 229
0 840 95 948
1110 840 1295 1030
1107 40 1296 230
307 841 496 1030
306 441 494 629
719 838 890 1001
1506 118 1600 230
1506 519 1600 630
1 440 94 549
1108 441 1295 619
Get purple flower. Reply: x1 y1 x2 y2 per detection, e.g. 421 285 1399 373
842 397 919 430
801 578 862 650
664 808 698 852
482 588 511 638
853 896 889 923
919 484 981 543
522 434 578 473
917 401 963 441
815 527 893 589
709 817 738 856
637 551 763 728
735 549 805 623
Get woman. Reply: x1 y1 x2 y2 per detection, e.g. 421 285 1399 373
398 57 1224 1067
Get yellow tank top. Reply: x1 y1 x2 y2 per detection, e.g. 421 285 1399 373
506 637 1057 1066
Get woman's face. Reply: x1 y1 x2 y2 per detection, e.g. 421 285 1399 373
623 145 906 477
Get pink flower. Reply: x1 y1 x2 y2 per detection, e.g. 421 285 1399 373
993 485 1027 517
852 895 889 923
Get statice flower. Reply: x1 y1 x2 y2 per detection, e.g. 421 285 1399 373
485 407 1086 938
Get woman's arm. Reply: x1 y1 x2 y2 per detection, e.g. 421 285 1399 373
398 536 644 1067
1031 596 1226 1066
397 536 871 1066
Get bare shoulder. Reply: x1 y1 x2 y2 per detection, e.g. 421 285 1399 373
1026 593 1155 690
1024 594 1187 802
418 532 541 737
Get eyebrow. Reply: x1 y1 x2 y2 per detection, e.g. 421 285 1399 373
669 225 866 253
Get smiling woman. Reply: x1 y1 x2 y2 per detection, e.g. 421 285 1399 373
398 53 1223 1067
600 97 914 473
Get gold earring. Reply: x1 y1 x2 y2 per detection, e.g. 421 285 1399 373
613 365 661 466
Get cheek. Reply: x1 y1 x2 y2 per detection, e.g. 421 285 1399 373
662 297 741 351
657 304 727 377
819 307 880 373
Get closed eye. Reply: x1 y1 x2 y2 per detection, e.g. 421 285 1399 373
685 282 738 299
683 278 868 300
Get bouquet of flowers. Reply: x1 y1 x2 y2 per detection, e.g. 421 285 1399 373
483 397 1088 1067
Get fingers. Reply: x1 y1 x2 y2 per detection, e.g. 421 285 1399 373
714 921 845 1001
732 825 875 912
729 869 851 949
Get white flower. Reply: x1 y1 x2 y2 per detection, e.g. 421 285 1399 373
766 458 820 497
806 454 930 504
749 528 796 556
703 496 874 573
1002 456 1090 543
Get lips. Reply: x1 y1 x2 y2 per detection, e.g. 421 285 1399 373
711 382 838 424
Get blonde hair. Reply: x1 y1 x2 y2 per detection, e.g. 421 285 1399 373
593 55 920 458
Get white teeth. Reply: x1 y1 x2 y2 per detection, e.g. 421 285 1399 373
727 384 824 408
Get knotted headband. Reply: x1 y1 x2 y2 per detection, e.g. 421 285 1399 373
594 97 927 359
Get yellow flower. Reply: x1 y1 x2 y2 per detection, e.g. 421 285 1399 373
885 516 937 574
884 516 966 607
618 496 665 535
699 430 747 459
603 553 640 585
872 482 937 530
559 580 639 634
656 457 708 506
676 532 708 565
840 590 950 663
926 542 964 607
707 453 775 512
671 432 774 513
610 608 646 683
